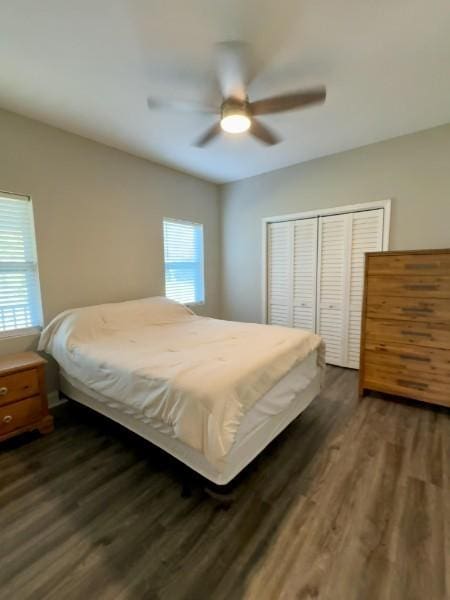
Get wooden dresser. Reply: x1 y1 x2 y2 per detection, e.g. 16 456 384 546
0 352 54 442
359 249 450 408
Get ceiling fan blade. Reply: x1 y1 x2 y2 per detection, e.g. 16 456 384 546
250 86 326 115
193 122 222 147
215 41 249 101
249 119 281 145
147 97 217 114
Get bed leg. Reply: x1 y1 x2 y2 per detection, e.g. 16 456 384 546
204 484 236 509
180 479 193 498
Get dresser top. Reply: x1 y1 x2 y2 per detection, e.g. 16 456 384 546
366 248 450 257
0 351 47 376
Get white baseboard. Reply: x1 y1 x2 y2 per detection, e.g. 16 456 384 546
48 390 67 408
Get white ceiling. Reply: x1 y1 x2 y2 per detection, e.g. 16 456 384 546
1 0 449 183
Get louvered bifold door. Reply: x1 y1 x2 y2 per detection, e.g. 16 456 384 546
267 221 292 326
347 209 384 367
292 218 318 332
317 214 348 366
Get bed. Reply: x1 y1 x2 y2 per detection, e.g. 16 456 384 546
39 297 324 485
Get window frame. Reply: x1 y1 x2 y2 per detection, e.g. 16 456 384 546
162 217 205 307
0 190 43 339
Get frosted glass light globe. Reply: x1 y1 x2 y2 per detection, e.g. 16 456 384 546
220 113 251 134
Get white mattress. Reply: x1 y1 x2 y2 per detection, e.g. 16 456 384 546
60 349 321 485
231 350 319 445
60 351 323 485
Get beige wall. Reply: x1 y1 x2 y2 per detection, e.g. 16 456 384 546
0 109 221 392
221 124 450 323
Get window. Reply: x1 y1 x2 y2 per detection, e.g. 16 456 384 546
0 192 43 336
163 218 204 304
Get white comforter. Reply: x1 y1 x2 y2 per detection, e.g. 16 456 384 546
39 297 323 465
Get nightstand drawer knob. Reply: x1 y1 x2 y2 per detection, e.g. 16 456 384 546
2 415 12 423
0 387 8 396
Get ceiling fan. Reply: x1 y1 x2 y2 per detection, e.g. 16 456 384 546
147 41 326 147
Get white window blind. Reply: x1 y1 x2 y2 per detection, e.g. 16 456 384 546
163 218 204 304
0 192 42 335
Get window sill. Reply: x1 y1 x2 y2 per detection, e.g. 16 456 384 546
0 326 42 340
186 301 205 308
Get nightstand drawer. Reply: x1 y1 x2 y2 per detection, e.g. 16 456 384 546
0 369 40 406
0 396 43 436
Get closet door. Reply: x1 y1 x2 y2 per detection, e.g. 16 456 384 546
317 209 384 367
347 209 384 367
292 218 318 332
267 207 385 366
267 221 292 326
317 214 349 366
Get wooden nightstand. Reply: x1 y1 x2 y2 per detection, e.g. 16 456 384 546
0 351 54 442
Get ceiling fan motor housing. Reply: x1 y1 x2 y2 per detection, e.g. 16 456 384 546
221 98 250 120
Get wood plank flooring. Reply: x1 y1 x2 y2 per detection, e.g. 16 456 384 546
0 366 448 600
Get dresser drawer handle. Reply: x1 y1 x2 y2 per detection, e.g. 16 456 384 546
404 284 439 291
401 307 433 314
0 387 8 396
400 330 432 338
397 379 429 391
2 415 13 423
405 263 436 270
399 354 430 362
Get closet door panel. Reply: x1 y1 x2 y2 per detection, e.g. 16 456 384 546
347 209 384 367
267 221 292 326
317 214 348 366
293 218 318 331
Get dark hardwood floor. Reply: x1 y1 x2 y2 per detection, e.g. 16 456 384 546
0 366 449 600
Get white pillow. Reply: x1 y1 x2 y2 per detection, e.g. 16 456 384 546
95 296 194 329
39 297 195 352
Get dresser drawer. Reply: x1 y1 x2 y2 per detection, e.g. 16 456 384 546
367 275 450 299
365 318 450 350
364 341 450 378
366 296 450 322
0 395 43 435
367 253 450 276
363 363 450 407
0 369 40 406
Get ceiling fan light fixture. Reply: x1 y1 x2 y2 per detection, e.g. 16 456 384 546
220 113 251 134
220 101 251 134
